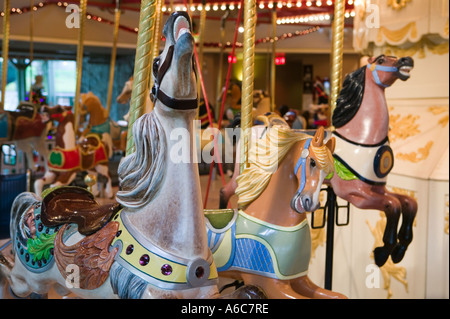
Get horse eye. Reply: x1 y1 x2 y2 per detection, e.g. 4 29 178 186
377 58 385 64
310 158 316 168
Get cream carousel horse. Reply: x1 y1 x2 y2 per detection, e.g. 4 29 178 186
80 92 128 152
116 77 153 121
0 102 51 171
34 105 114 199
205 114 346 298
0 12 258 299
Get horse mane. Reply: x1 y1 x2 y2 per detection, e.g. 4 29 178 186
235 126 310 208
115 112 166 210
332 66 366 128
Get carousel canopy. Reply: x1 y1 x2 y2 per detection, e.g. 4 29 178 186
1 0 357 57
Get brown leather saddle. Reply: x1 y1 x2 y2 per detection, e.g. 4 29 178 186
41 186 121 235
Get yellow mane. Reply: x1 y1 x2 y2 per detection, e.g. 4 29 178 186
236 126 334 208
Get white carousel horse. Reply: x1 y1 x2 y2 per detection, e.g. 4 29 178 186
0 12 259 300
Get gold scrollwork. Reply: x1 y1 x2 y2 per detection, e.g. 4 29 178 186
396 141 434 163
387 0 412 10
389 112 421 143
428 106 449 127
377 22 418 44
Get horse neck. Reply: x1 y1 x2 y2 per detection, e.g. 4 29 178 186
89 106 108 126
244 144 306 227
335 71 390 145
125 103 208 259
55 116 76 149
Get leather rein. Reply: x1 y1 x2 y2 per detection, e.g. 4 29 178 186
150 45 198 110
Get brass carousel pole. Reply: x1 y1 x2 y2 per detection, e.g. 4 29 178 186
324 0 346 291
240 0 257 174
270 6 276 112
1 0 11 111
330 0 345 115
149 0 164 93
74 0 88 134
106 0 121 115
29 0 34 101
126 0 158 156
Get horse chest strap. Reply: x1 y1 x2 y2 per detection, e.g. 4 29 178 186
111 211 218 290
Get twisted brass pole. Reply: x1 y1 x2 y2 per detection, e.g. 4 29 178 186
1 0 11 111
74 0 88 134
330 0 345 116
106 0 121 115
270 7 276 112
29 0 34 102
126 0 157 156
149 0 164 93
240 0 257 174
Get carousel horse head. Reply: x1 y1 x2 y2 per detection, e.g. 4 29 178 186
80 92 108 126
236 125 335 214
41 104 73 123
116 76 134 104
150 11 197 112
366 54 414 88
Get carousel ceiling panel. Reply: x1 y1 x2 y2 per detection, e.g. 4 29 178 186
1 0 356 55
389 100 449 181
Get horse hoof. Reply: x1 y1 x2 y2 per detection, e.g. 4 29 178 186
391 244 407 264
373 246 391 267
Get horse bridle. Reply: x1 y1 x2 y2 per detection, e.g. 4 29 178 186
367 62 398 88
150 44 198 110
291 138 312 210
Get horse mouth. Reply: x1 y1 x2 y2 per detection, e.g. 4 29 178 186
398 65 413 79
173 15 191 42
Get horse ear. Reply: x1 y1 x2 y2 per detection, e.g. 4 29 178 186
312 126 325 147
326 136 335 154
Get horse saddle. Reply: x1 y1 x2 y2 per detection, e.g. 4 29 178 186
41 186 121 235
9 103 47 140
204 209 238 272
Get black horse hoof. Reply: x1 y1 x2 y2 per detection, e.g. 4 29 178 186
391 244 407 264
373 246 391 267
221 285 267 299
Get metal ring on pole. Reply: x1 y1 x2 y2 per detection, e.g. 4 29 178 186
126 0 158 156
106 0 121 115
1 0 11 111
239 0 257 174
73 0 88 134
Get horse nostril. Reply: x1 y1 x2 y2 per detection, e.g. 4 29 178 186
302 196 312 211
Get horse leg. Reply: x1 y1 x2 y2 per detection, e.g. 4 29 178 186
387 191 417 263
50 172 76 189
34 171 57 195
331 179 402 267
290 275 347 299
